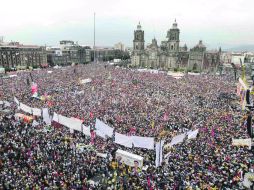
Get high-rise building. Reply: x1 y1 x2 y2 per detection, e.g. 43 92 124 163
114 42 125 51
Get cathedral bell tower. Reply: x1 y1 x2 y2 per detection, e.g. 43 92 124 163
166 19 180 52
133 22 145 51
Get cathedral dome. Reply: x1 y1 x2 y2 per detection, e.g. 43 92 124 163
196 40 206 48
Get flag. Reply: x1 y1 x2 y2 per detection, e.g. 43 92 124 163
31 82 38 97
211 128 215 138
90 112 94 119
47 101 53 107
151 120 155 129
236 83 241 96
241 91 246 110
233 170 242 182
108 72 112 80
163 112 169 121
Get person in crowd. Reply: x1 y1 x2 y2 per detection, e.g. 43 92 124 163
0 63 253 189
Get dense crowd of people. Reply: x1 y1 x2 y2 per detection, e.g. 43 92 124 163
0 63 253 189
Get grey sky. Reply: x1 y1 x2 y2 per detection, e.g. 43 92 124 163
0 0 253 49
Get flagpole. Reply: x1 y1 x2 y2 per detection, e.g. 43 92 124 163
159 140 161 166
93 12 96 63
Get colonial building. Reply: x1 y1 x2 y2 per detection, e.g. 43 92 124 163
131 21 221 71
47 41 91 66
220 52 232 64
0 41 47 70
188 40 221 71
91 47 130 62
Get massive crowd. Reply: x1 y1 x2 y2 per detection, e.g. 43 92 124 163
0 63 253 189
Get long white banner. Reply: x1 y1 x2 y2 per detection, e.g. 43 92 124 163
42 108 51 125
20 103 32 114
115 132 133 148
187 129 199 139
155 140 165 167
170 134 186 146
58 114 82 132
95 118 114 139
52 112 59 122
232 138 252 149
82 125 91 136
14 97 19 105
132 136 154 150
32 108 41 117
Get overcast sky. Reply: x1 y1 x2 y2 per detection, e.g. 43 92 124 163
0 0 253 49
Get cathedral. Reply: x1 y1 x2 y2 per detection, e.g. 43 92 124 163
131 20 221 71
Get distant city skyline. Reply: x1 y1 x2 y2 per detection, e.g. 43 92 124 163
0 0 254 50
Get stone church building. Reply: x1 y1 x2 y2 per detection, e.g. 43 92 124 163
131 21 221 71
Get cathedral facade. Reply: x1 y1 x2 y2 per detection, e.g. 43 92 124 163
131 21 221 71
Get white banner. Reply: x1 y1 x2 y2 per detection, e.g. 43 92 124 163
232 138 252 149
20 103 32 114
14 97 19 105
58 114 82 132
58 114 69 126
97 152 107 158
0 101 10 106
80 78 92 84
70 117 84 132
70 128 74 134
115 132 133 148
32 120 40 127
132 136 154 150
42 108 51 125
243 172 254 188
187 129 199 139
116 149 143 168
52 112 59 122
239 78 248 90
0 101 11 107
82 125 91 136
155 140 165 167
95 118 114 139
32 108 41 116
170 133 186 146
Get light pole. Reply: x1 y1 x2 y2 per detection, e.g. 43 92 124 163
93 12 96 63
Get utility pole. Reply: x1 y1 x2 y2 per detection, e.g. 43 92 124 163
93 12 96 63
